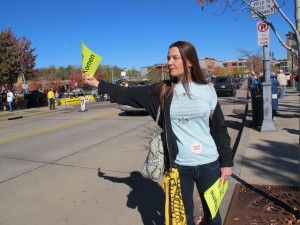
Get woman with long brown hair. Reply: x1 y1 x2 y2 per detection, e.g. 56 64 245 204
83 41 233 225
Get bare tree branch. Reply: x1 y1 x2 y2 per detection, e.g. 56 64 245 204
272 0 297 34
241 0 297 54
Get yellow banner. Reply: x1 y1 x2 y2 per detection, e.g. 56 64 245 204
204 178 228 219
163 168 186 225
81 40 102 77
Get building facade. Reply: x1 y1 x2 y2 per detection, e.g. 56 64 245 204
141 33 295 77
285 32 298 73
222 59 248 72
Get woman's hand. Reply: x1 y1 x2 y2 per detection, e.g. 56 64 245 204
219 167 232 188
82 73 99 88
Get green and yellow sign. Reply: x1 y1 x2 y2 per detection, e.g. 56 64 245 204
81 40 102 77
204 178 228 219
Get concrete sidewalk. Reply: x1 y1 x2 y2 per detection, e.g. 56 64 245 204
221 89 300 224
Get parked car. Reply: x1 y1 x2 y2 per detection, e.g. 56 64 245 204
95 93 110 102
119 104 147 115
118 82 149 115
213 76 236 97
233 78 242 89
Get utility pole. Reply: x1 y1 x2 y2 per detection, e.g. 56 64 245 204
255 19 276 131
250 0 276 131
261 43 276 131
294 0 300 187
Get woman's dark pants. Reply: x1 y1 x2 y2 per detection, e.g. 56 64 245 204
177 159 222 225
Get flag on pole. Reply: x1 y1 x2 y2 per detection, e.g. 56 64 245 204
81 40 102 77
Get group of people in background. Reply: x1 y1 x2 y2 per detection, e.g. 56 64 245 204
247 69 293 99
0 70 296 114
46 88 60 110
1 89 19 112
0 87 61 112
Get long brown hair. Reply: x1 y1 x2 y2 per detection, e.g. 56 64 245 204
159 41 207 106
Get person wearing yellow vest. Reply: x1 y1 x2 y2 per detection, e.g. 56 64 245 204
120 79 129 87
47 88 55 110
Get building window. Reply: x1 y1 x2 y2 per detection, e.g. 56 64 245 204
232 63 237 67
223 63 227 67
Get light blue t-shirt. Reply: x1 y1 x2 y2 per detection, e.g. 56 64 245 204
171 82 219 166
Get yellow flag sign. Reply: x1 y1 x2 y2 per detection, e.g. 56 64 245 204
81 40 102 77
204 178 228 219
163 168 186 225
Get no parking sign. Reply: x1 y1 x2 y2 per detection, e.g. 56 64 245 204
257 21 270 46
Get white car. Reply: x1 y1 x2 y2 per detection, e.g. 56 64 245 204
119 105 147 115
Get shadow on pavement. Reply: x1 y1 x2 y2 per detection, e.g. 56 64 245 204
241 140 299 186
283 128 299 135
98 169 164 225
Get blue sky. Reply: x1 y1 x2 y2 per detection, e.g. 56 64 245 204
0 0 294 70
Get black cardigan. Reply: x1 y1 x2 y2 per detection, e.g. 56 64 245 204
98 80 234 170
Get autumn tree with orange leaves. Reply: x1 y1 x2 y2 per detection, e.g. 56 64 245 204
45 74 62 91
0 28 37 88
212 67 227 76
28 77 43 91
68 71 83 89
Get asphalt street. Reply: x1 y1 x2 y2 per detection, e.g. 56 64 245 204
0 83 248 225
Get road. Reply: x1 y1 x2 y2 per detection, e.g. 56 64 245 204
0 83 248 225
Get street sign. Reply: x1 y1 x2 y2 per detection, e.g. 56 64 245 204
257 21 270 46
250 0 275 18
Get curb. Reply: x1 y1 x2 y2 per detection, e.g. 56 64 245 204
7 116 23 120
220 100 251 223
0 106 74 122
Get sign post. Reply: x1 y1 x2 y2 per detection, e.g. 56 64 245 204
255 20 276 131
257 21 270 46
250 0 276 131
250 0 275 18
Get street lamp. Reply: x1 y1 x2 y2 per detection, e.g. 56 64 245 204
20 67 28 93
121 71 126 78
